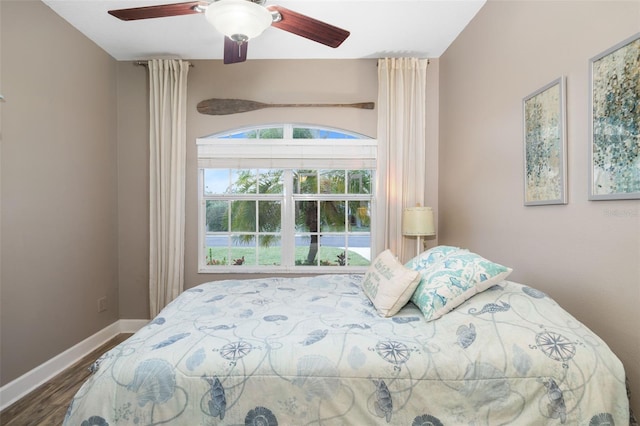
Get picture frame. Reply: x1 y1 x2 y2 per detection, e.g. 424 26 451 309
589 32 640 200
523 77 567 206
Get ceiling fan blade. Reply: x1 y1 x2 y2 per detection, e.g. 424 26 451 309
108 1 206 21
224 37 248 64
267 5 350 48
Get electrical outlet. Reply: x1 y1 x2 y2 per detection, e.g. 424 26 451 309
98 297 108 313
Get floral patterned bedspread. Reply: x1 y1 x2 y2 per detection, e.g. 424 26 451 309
64 275 629 425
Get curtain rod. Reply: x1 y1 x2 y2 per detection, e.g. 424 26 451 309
134 61 194 67
135 59 429 68
376 58 431 66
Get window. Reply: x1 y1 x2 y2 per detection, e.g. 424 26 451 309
197 124 376 273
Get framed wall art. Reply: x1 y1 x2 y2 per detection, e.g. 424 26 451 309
589 32 640 200
523 77 567 206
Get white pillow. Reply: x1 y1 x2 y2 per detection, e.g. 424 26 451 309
362 249 422 317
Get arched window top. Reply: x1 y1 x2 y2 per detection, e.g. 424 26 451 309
203 123 371 140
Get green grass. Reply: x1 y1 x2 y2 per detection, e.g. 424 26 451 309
205 246 370 266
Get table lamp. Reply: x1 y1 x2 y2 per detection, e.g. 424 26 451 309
403 206 435 255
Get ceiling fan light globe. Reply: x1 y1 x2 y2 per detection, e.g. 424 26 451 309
205 0 272 41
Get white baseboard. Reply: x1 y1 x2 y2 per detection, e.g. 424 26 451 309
0 319 147 411
119 319 150 333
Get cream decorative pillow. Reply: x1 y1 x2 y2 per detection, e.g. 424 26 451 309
362 250 422 317
409 249 513 322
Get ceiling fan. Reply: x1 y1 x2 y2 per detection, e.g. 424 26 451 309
108 0 350 64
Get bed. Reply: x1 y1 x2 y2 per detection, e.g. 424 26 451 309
64 248 630 425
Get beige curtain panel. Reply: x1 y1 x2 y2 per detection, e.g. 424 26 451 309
376 57 429 262
148 59 190 317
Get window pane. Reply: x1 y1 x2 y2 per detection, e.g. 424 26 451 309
206 200 228 232
215 130 257 139
258 201 281 232
295 234 318 266
295 200 319 266
258 127 283 139
347 235 371 266
219 129 257 139
231 200 256 232
206 234 229 249
258 235 281 266
294 170 317 194
205 250 227 266
349 201 370 231
320 201 345 232
204 169 230 195
205 237 230 266
293 127 358 139
320 233 346 253
215 126 284 139
258 169 283 194
318 245 347 266
230 234 254 266
292 128 314 138
320 170 345 194
295 201 318 232
348 170 371 194
231 169 257 194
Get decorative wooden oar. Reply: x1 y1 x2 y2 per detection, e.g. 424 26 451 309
197 98 375 116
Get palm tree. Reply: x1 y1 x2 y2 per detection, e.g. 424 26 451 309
229 169 282 248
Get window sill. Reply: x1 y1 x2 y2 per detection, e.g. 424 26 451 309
198 266 368 274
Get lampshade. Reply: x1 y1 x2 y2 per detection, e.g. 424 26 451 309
205 0 273 42
402 206 435 236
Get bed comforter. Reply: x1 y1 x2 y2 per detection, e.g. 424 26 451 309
64 274 629 425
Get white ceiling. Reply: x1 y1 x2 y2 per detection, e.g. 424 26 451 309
42 0 486 61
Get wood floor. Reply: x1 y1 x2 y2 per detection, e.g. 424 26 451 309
0 334 132 426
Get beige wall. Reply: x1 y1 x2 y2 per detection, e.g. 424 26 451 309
439 0 640 414
116 62 150 321
0 1 119 385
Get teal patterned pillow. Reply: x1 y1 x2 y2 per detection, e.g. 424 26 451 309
405 245 463 271
409 250 513 322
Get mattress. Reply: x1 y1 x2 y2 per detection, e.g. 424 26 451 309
64 274 629 425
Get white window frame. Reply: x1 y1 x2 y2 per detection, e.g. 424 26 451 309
197 124 377 274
